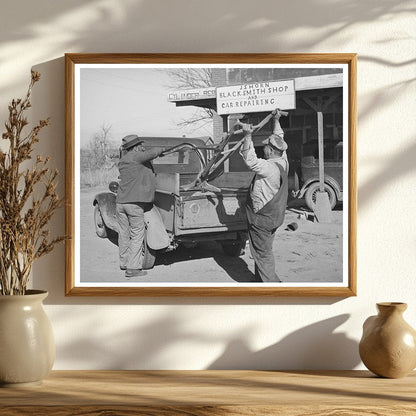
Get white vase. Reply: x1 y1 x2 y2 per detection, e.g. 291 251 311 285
0 290 55 387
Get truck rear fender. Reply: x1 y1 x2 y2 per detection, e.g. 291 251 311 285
144 206 170 250
298 175 341 199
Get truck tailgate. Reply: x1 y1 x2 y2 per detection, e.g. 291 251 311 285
178 190 247 231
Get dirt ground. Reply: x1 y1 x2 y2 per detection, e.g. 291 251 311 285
80 187 343 284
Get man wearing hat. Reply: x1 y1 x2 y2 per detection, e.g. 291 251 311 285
239 109 289 283
116 134 164 278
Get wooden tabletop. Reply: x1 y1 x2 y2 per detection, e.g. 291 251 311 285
1 370 415 415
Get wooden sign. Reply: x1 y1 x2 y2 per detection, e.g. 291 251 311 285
168 87 216 102
217 80 295 115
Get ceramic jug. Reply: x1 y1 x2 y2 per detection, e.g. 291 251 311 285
359 302 416 378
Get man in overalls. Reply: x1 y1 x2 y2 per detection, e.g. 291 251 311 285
240 110 289 282
116 134 164 279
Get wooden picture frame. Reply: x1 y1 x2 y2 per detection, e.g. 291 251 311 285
65 53 356 296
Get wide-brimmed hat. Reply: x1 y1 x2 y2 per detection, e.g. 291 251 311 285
262 134 288 151
121 134 144 150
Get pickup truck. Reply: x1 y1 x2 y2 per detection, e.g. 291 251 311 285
93 136 253 269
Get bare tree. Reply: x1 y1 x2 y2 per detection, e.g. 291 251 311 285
167 68 214 132
88 125 114 169
80 125 118 187
168 68 212 89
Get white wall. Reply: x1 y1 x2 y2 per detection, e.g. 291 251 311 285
1 0 415 370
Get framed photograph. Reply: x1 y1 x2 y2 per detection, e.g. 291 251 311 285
65 53 356 296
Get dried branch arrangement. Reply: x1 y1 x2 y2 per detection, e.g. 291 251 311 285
0 71 65 295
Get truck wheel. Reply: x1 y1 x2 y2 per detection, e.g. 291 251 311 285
305 183 337 211
142 231 156 270
94 205 108 238
220 233 247 257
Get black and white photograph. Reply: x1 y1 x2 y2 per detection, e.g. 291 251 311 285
65 54 356 296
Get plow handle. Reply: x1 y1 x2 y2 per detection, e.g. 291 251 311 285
233 108 288 134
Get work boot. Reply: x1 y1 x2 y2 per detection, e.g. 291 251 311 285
125 269 147 278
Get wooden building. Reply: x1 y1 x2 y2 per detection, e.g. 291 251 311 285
168 67 344 195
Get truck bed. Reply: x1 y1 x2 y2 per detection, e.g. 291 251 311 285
155 172 253 236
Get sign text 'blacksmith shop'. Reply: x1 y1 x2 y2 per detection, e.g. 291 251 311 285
217 80 295 115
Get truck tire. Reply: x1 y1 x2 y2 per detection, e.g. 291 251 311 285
94 205 108 238
305 182 337 211
142 231 156 270
220 233 247 257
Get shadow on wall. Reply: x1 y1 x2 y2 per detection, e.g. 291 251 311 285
53 310 215 369
208 314 360 370
53 308 359 370
359 139 416 209
30 57 67 302
0 0 414 97
1 1 413 52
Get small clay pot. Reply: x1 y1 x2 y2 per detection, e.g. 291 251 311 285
359 302 416 378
